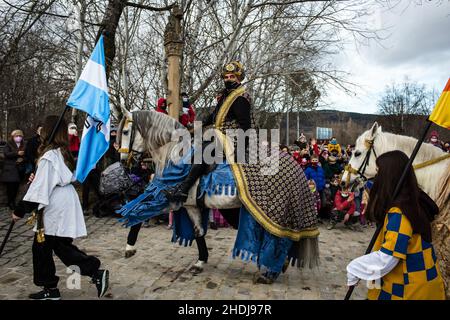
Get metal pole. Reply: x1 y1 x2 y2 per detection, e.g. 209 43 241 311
286 110 289 146
0 221 15 257
344 120 433 300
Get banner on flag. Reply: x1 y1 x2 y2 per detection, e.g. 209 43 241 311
429 78 450 129
66 35 110 182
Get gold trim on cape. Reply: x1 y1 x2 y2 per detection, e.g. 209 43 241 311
214 87 319 241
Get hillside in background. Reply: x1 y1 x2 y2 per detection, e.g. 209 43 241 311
276 109 450 146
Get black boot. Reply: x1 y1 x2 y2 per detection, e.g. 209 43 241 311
162 163 207 202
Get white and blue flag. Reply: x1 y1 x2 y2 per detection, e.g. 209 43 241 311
67 35 110 183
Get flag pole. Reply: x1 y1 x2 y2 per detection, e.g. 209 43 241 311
344 119 433 300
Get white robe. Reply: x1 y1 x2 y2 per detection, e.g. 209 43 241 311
23 148 87 239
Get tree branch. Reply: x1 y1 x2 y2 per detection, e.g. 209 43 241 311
125 2 175 11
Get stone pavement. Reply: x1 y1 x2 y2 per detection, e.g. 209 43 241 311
0 207 373 300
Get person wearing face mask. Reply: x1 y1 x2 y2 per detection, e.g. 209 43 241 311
327 184 356 230
0 130 27 210
179 92 196 129
68 123 80 161
304 154 326 194
327 137 342 156
163 61 254 203
428 131 444 150
156 97 168 114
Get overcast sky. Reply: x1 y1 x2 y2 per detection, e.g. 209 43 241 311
324 1 450 115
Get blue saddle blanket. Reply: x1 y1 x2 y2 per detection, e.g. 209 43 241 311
117 151 235 227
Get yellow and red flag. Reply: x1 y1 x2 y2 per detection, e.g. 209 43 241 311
429 78 450 129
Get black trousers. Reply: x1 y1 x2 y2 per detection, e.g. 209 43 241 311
32 234 101 288
5 182 20 206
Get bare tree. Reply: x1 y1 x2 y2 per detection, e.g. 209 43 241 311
377 80 436 134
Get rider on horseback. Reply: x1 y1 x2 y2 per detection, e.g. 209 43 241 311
162 61 253 203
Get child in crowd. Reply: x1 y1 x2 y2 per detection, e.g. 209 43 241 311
308 179 321 216
320 176 340 220
327 184 356 230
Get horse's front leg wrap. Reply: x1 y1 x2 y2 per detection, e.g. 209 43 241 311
185 206 204 238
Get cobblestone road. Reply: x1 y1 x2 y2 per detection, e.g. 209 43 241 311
0 207 373 300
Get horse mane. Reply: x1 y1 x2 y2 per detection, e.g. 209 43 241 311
132 110 187 175
359 129 446 163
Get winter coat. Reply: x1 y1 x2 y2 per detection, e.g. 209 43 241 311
179 103 196 127
304 165 326 191
156 98 168 114
309 143 320 156
0 140 26 182
68 134 80 153
333 191 356 215
322 162 342 180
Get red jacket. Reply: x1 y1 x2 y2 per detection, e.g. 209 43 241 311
333 191 355 215
311 143 320 156
69 134 80 152
179 104 195 127
156 98 168 114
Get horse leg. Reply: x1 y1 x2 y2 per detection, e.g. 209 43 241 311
125 222 142 258
190 236 208 274
185 206 204 238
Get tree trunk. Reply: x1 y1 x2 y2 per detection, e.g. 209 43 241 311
96 0 127 80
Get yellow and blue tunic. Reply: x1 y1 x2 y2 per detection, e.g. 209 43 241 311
368 207 445 300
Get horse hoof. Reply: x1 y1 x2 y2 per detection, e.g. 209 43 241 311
189 260 205 274
189 266 203 274
125 249 137 258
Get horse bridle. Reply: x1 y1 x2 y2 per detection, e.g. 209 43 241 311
344 138 378 186
118 117 144 167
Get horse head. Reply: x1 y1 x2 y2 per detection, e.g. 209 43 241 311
117 108 190 172
342 122 383 187
117 106 146 165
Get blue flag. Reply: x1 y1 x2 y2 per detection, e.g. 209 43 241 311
67 35 110 183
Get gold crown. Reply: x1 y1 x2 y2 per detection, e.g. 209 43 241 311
222 61 245 81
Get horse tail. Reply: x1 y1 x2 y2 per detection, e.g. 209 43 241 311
432 160 450 299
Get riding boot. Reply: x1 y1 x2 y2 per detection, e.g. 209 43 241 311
162 163 207 202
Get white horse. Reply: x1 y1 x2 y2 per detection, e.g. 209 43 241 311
117 109 242 233
342 122 450 201
342 122 450 298
117 108 241 272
